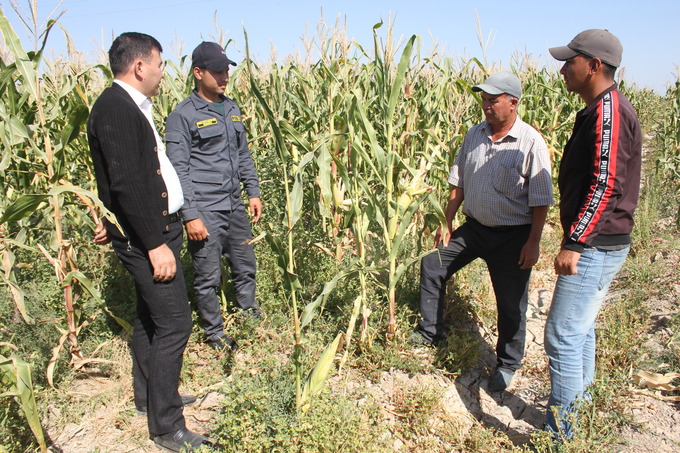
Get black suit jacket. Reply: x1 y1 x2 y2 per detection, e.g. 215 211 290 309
88 83 171 251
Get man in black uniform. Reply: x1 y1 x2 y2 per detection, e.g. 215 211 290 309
166 42 262 351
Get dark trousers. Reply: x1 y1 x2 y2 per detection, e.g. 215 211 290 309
187 206 257 341
112 221 192 435
417 218 532 371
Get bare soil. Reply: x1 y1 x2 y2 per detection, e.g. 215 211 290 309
44 244 680 452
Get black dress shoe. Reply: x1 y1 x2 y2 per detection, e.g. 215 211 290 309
207 336 239 352
239 308 262 320
488 367 515 392
154 428 214 452
136 394 197 416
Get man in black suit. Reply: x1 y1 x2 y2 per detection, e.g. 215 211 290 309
88 32 212 451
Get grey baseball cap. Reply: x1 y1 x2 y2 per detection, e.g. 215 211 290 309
549 29 622 67
472 71 522 98
192 41 236 71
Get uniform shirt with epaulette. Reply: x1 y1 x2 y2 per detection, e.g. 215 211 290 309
165 90 260 222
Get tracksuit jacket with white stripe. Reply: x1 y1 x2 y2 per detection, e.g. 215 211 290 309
558 84 642 253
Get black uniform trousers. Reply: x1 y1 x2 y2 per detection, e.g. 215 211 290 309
111 221 192 435
187 205 257 341
417 217 532 371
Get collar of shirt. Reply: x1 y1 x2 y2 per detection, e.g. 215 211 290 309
114 79 148 109
581 83 618 116
114 80 157 129
189 89 229 113
482 117 521 142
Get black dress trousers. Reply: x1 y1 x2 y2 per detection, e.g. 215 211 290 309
112 220 192 435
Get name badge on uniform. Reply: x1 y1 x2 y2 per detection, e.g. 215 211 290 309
231 115 241 122
196 118 218 128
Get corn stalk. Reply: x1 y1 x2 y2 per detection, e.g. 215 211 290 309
0 8 120 385
346 29 437 338
332 149 376 369
245 29 319 408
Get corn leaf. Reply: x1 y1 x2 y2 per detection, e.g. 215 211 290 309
386 35 416 126
286 151 315 229
0 194 49 224
300 270 353 329
0 10 38 101
0 353 46 451
299 333 342 409
63 271 133 333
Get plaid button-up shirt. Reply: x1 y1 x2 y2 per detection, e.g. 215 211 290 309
448 117 554 227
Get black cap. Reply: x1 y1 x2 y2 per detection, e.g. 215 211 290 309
191 42 236 71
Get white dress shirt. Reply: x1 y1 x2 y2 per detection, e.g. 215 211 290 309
113 80 183 214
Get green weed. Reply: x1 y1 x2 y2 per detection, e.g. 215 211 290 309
212 361 389 452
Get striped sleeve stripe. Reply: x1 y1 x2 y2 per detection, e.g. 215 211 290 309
569 91 620 243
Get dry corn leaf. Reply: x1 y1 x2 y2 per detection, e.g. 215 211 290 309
634 389 680 402
633 370 680 391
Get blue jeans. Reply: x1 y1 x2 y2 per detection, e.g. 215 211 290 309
544 246 629 438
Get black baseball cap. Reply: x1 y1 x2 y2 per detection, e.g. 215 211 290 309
192 41 236 71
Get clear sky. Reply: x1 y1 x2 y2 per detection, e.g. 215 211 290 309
2 0 678 93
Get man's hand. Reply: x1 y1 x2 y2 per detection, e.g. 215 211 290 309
93 220 111 245
148 243 177 282
434 186 463 249
518 239 540 269
249 197 262 223
520 205 548 270
433 223 453 248
554 249 581 275
185 218 209 241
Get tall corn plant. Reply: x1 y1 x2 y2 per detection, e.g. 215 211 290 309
243 31 343 409
330 146 380 368
346 27 438 338
0 8 121 386
255 36 390 371
654 77 680 225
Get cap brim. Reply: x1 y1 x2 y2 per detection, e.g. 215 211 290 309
549 45 579 61
202 59 237 71
472 84 504 95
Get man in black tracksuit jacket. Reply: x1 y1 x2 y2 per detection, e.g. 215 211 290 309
544 29 642 438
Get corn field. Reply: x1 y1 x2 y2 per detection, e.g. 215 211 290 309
1 6 679 450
